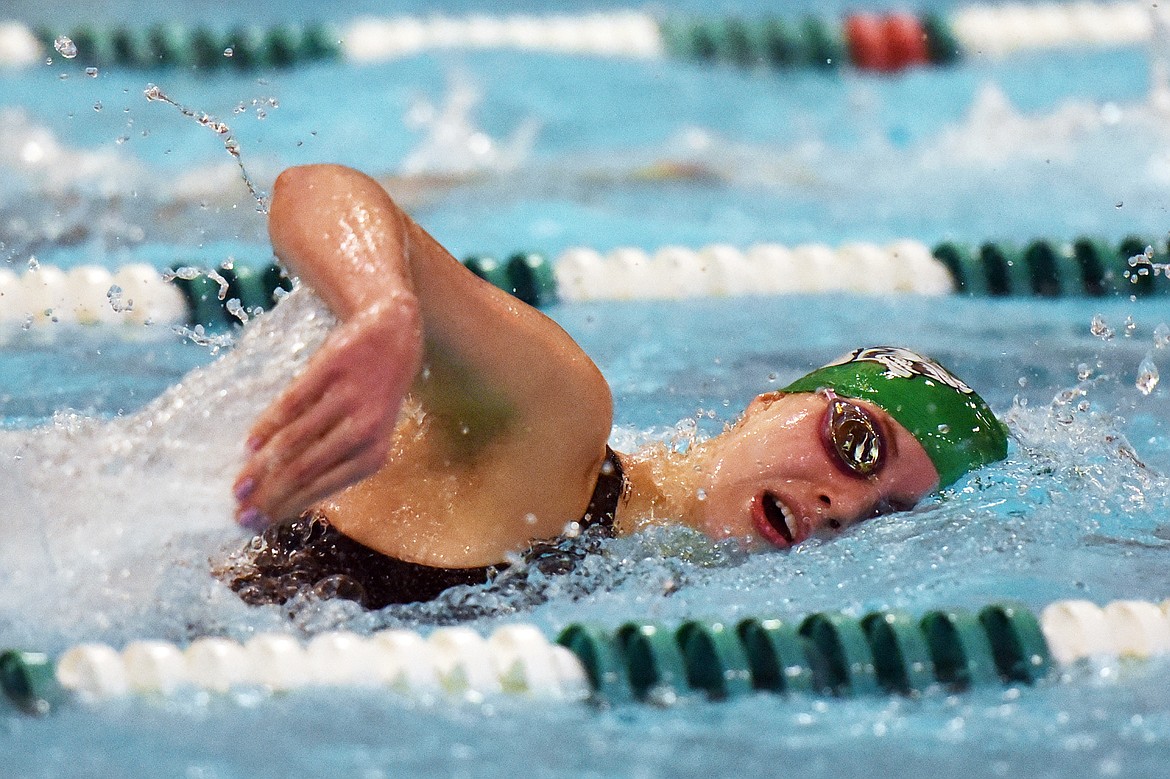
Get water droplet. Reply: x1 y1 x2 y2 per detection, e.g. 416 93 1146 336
1155 323 1170 349
85 67 98 78
937 423 951 434
53 35 78 59
696 488 707 501
1077 363 1093 381
1137 354 1160 396
223 47 234 58
106 284 133 313
27 256 39 271
93 101 102 112
524 513 537 525
1115 201 1124 209
1090 314 1114 340
226 298 248 323
1128 246 1155 267
143 84 163 102
1124 315 1136 336
1017 376 1028 387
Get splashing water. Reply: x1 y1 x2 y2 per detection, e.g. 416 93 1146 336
0 288 335 648
400 72 540 178
106 283 131 314
1091 314 1114 340
1155 322 1170 348
225 297 248 324
52 35 77 59
1137 353 1160 396
143 84 269 213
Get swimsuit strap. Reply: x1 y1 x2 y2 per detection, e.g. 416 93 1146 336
579 445 625 534
517 446 624 577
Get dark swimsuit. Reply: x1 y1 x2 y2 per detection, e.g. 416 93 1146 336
222 447 625 610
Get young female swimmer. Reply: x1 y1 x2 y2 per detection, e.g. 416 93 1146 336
222 164 1008 609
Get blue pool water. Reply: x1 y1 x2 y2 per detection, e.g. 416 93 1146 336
3 0 1170 776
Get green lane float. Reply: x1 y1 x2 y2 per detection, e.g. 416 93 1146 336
920 609 1001 690
978 603 1050 684
736 617 817 695
555 624 633 703
860 611 936 694
799 612 881 696
615 622 690 701
676 620 753 699
1 650 63 715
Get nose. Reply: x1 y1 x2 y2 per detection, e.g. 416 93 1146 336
809 481 886 532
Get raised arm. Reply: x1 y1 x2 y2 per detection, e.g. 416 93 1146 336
232 165 614 560
233 165 424 528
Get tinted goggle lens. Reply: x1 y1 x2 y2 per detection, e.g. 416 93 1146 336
823 397 884 476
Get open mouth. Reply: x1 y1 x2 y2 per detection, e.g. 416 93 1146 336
753 491 798 548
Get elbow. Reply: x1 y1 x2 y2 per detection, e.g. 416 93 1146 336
269 165 397 239
269 164 340 222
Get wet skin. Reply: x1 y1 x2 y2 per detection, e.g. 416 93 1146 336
682 391 940 549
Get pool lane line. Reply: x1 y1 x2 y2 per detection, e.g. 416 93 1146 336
1 3 1160 73
0 235 1167 333
11 598 1170 715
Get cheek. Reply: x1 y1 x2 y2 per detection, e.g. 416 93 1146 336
888 447 941 500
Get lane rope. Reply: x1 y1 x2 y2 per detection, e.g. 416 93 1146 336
8 598 1170 714
1 4 1161 74
0 235 1164 334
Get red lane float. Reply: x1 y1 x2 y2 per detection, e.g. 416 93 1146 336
846 12 929 73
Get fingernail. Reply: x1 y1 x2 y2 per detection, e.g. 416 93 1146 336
233 477 256 503
238 507 269 532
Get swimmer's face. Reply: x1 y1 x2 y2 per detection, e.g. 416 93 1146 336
692 391 939 549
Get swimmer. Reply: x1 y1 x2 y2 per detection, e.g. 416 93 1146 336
222 164 1008 609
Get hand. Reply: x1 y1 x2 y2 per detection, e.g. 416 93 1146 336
232 293 422 529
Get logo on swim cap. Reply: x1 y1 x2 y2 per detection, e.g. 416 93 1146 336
823 346 975 395
782 346 1008 488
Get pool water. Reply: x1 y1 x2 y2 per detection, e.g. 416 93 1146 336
3 0 1170 776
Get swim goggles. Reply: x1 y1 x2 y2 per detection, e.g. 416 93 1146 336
819 389 885 478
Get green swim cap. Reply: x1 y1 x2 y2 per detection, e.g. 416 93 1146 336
783 346 1008 488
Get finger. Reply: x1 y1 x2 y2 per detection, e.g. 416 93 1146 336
253 387 352 472
248 408 390 521
246 351 340 450
264 433 390 522
234 389 351 505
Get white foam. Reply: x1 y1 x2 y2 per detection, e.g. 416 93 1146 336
0 288 334 644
